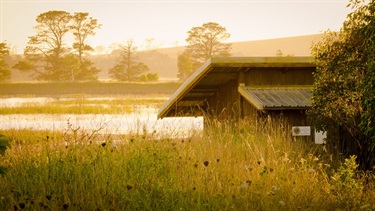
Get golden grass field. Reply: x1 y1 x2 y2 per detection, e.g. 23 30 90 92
0 117 374 210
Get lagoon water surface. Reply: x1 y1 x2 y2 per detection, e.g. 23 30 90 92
0 97 203 137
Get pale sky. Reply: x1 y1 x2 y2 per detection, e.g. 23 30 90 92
1 0 351 53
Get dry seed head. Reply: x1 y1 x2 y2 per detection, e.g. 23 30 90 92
19 202 25 209
308 168 316 173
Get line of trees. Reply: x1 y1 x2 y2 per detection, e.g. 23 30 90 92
6 10 160 82
2 13 231 82
13 11 101 81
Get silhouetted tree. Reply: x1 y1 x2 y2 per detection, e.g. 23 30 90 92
70 12 101 81
0 42 11 81
178 22 231 81
14 10 100 81
15 11 72 80
108 39 149 81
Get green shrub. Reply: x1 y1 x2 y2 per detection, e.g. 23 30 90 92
0 134 10 175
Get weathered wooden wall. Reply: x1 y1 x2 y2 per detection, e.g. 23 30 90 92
244 67 314 86
206 79 240 120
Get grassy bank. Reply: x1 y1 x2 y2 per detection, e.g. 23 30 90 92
0 82 181 97
0 96 168 114
0 121 374 210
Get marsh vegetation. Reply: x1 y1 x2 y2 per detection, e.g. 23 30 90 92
0 120 374 210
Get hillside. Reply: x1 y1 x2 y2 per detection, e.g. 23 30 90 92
10 34 323 81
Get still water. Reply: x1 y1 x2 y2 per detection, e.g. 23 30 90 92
0 97 204 137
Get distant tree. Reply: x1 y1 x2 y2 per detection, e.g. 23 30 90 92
186 22 231 63
309 0 375 169
70 12 101 80
13 10 72 80
275 49 294 57
147 73 159 82
94 45 105 55
71 12 101 61
139 72 159 82
108 39 149 81
178 22 231 81
13 10 100 81
275 49 283 57
177 50 194 81
0 42 11 81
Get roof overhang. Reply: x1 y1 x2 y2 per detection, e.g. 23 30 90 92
157 57 315 119
238 86 312 111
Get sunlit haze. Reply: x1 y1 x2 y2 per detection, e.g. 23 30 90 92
1 0 351 54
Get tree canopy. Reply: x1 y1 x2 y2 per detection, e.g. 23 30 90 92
108 39 150 81
177 22 232 81
309 0 375 169
13 10 101 81
0 42 11 81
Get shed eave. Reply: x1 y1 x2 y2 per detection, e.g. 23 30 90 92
157 58 213 119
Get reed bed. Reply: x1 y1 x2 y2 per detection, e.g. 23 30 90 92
0 95 167 114
0 120 374 210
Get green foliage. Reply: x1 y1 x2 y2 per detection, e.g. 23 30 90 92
331 155 364 207
0 134 10 175
108 39 150 81
309 0 375 169
0 42 11 81
177 22 232 81
13 10 101 81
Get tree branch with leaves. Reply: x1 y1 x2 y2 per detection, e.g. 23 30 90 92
309 0 375 169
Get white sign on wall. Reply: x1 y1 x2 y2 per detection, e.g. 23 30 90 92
314 130 327 144
292 126 311 136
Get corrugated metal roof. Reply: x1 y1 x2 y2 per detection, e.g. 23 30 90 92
238 87 312 110
158 57 315 118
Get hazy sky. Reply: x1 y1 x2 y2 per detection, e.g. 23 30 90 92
1 0 351 53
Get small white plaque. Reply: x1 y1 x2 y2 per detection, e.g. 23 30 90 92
292 126 311 136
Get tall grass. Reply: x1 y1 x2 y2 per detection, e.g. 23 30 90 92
0 120 374 210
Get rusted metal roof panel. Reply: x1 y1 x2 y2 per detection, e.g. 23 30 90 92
238 87 312 110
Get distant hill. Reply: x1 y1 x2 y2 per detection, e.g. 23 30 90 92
155 33 323 58
10 34 323 82
230 33 322 57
